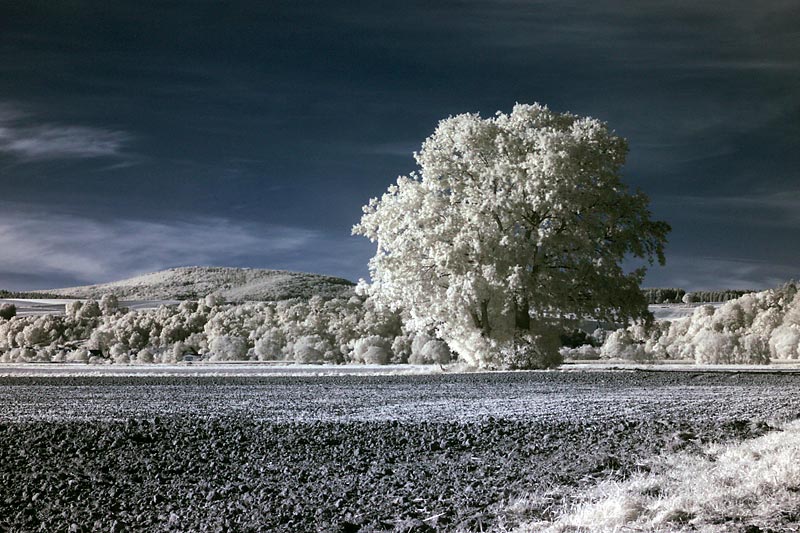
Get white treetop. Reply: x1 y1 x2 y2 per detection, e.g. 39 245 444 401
354 103 669 368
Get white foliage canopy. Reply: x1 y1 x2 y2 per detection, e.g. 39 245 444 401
355 103 668 368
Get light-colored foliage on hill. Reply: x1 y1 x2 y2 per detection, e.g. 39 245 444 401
35 266 355 302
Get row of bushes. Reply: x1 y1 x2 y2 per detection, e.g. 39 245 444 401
567 283 800 364
6 283 795 366
0 294 454 365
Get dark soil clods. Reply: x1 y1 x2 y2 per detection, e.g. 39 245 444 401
3 371 800 532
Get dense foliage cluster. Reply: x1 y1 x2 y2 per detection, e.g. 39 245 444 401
0 294 454 365
642 288 686 304
595 283 800 364
355 103 668 369
682 290 755 304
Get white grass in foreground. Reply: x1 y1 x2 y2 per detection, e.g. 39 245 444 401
512 421 800 532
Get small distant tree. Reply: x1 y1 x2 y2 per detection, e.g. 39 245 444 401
100 294 120 315
354 103 669 368
0 303 16 320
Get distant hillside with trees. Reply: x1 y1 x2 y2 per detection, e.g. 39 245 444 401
642 288 756 304
0 289 64 299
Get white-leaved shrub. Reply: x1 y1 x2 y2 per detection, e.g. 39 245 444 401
419 339 453 365
208 335 248 361
770 325 800 359
602 282 799 364
352 335 392 365
600 329 647 361
292 335 326 364
254 327 286 361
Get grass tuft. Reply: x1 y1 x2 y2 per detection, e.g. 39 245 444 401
509 420 800 532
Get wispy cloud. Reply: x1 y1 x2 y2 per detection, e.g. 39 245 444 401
333 140 419 158
657 190 800 226
465 0 800 67
693 60 800 72
362 141 419 157
646 254 797 291
0 204 326 289
0 103 130 161
707 190 800 211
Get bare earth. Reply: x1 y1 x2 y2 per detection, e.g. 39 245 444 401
2 369 799 532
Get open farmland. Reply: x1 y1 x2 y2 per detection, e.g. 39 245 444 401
0 298 179 317
2 369 800 532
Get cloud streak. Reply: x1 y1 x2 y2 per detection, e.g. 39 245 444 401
657 190 800 227
0 204 333 289
646 254 797 291
0 103 130 161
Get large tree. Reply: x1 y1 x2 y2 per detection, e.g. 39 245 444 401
354 103 670 368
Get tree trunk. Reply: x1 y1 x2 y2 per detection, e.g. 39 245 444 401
514 297 530 332
480 299 491 337
471 300 492 337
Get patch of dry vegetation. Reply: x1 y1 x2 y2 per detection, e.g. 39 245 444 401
512 420 800 532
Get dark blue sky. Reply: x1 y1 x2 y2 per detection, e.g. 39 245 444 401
1 1 798 290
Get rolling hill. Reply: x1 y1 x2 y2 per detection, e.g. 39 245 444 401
35 267 356 302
